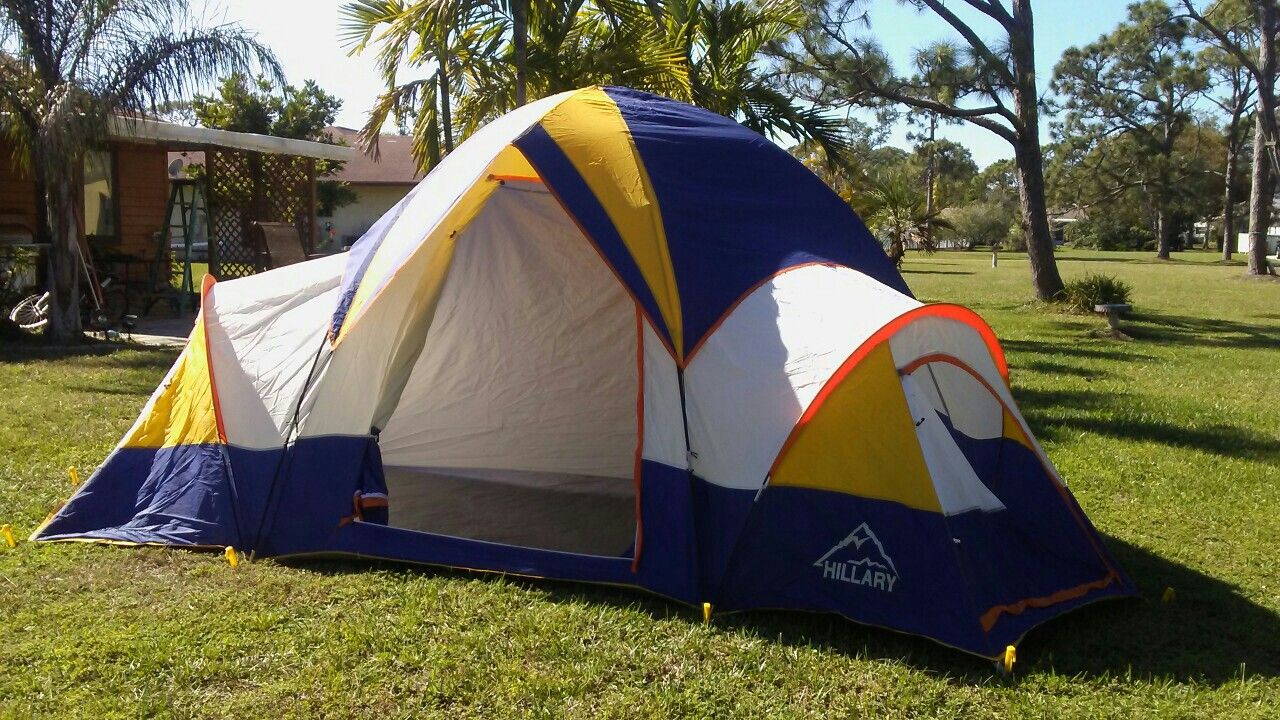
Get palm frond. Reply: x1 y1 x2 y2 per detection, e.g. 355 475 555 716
104 27 282 118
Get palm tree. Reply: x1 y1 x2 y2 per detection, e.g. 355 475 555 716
347 0 847 171
341 0 503 168
856 169 951 267
669 0 850 162
455 0 690 130
0 0 279 343
343 0 689 171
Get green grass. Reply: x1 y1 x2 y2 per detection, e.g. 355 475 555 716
1 249 1278 718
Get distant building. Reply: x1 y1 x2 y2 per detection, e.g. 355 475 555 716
322 127 422 247
1047 207 1086 246
2 118 350 280
1237 228 1280 255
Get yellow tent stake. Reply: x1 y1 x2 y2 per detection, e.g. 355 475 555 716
702 602 712 623
224 546 239 568
1162 586 1175 603
1 524 15 548
1002 645 1016 674
67 466 81 486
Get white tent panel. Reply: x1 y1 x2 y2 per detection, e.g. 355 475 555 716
350 90 573 291
205 254 345 448
377 184 638 478
910 361 1004 440
299 92 579 438
900 374 1006 515
684 264 921 490
642 318 686 469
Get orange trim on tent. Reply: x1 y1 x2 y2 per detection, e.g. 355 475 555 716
680 261 844 368
200 274 227 444
899 353 1012 411
765 303 1006 480
631 305 646 573
915 304 1009 381
979 572 1117 632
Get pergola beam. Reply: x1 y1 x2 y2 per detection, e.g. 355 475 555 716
107 117 356 162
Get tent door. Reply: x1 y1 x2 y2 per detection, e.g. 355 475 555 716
374 183 641 557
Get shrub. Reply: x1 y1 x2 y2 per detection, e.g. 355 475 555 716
1061 273 1133 312
1006 219 1027 250
1063 215 1154 250
940 201 1017 249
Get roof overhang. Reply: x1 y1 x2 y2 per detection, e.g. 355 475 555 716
107 117 357 162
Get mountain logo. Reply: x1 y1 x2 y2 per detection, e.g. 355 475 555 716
814 522 899 592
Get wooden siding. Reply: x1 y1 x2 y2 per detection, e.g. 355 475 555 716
111 143 169 258
0 140 39 237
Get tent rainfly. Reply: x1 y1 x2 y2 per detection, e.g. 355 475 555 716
34 87 1135 659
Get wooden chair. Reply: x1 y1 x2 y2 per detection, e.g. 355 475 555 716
251 221 312 270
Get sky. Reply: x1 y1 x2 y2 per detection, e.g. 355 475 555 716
191 0 1134 169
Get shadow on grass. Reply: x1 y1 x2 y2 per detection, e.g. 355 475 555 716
292 533 1279 684
64 379 166 397
902 269 975 276
1014 358 1106 379
1015 535 1279 682
1057 255 1234 266
0 338 176 365
1127 313 1280 351
1002 310 1277 362
1001 338 1157 364
1014 387 1279 462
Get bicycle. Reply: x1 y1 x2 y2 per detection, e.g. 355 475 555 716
4 239 126 332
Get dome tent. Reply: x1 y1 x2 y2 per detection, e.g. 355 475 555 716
34 86 1134 658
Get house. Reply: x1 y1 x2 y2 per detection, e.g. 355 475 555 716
1047 206 1087 246
1236 228 1280 255
0 118 354 287
321 126 422 247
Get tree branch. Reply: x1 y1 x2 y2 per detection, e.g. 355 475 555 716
958 0 1014 30
862 82 1018 142
1180 0 1263 81
917 0 1015 86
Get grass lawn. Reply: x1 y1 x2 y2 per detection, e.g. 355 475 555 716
1 249 1277 718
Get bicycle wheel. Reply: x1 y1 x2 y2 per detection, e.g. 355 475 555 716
9 292 49 330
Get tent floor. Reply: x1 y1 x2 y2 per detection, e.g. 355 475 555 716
383 466 636 557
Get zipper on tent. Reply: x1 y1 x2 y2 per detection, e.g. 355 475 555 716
249 332 330 559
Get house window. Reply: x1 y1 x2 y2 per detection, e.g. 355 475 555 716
83 149 115 238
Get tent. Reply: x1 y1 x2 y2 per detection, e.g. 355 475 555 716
34 87 1134 658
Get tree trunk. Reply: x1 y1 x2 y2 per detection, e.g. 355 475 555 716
1257 1 1280 176
1247 115 1275 275
31 149 52 245
1010 0 1065 300
1012 133 1064 298
924 113 936 243
513 0 528 107
1155 206 1171 259
44 177 83 344
438 66 454 153
1222 129 1238 260
1247 0 1277 275
888 231 905 267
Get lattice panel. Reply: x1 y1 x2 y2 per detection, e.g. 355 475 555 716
207 148 314 279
